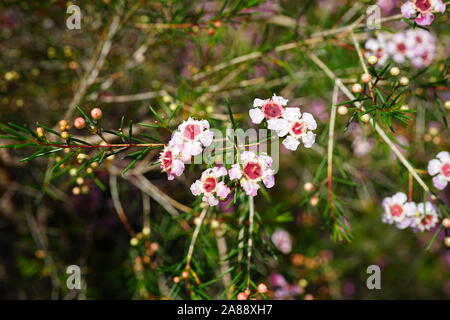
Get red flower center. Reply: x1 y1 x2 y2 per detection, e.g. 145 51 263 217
442 163 450 178
243 162 263 180
203 177 217 193
415 0 431 12
262 102 283 119
415 36 423 43
390 204 403 217
291 121 305 135
162 150 172 170
396 43 406 53
420 215 433 226
183 124 201 140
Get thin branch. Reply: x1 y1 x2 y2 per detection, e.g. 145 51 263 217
327 84 339 216
110 174 136 236
246 196 255 288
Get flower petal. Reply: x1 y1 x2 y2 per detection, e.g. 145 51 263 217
253 98 265 107
301 131 316 148
190 180 203 196
401 1 416 18
216 182 231 198
432 174 448 190
229 164 242 180
427 159 442 176
415 12 435 26
282 107 301 121
249 108 265 124
282 135 300 151
302 112 317 130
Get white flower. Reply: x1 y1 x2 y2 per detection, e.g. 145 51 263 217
428 151 450 190
267 107 317 150
170 117 214 157
229 151 275 196
249 94 288 124
381 192 414 229
365 34 389 66
271 230 292 254
386 32 408 64
159 145 185 180
405 201 439 231
190 166 230 206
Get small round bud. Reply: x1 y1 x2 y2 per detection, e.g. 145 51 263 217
191 25 199 33
61 131 70 139
442 218 450 228
74 117 86 129
69 168 78 176
399 76 409 86
244 289 251 296
55 156 62 162
210 219 220 229
337 106 348 115
162 95 171 103
181 271 189 279
77 153 89 163
86 167 93 174
213 21 222 28
76 177 84 185
150 242 159 252
237 292 247 300
194 217 202 226
367 55 378 66
142 227 150 236
36 127 45 137
130 238 139 246
299 278 308 287
72 186 81 195
173 276 180 283
361 114 371 123
90 107 102 120
445 100 450 110
400 105 409 111
303 182 314 192
351 83 362 93
59 120 67 128
445 237 450 248
361 73 372 83
257 283 268 293
207 28 215 35
309 196 319 206
390 67 400 76
90 161 99 169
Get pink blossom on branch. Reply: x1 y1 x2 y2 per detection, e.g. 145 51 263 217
170 117 214 158
229 151 275 196
401 0 446 26
159 145 185 180
381 192 414 229
190 166 230 206
428 151 450 190
249 94 288 124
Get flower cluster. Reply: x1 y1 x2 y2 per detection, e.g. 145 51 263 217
401 0 446 26
365 29 437 68
249 95 317 151
159 117 214 180
428 151 450 190
271 229 292 254
382 192 439 231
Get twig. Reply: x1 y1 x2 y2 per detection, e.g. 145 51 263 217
109 174 136 236
246 196 255 288
327 85 339 216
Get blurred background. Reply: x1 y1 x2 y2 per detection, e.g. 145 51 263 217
0 0 449 299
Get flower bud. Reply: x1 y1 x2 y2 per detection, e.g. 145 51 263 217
74 117 86 129
36 127 45 137
445 237 450 248
69 168 77 176
257 283 268 293
390 67 400 76
445 100 450 110
90 107 102 120
173 276 180 283
237 292 247 300
61 131 70 139
367 56 378 66
303 182 314 192
130 238 139 246
361 114 371 123
443 218 450 228
351 83 362 93
76 177 84 185
72 186 81 195
399 76 409 86
337 106 348 115
361 73 372 83
310 196 319 206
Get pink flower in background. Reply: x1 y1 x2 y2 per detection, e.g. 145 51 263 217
406 201 439 231
387 33 408 63
249 94 288 124
381 192 414 229
190 167 230 206
377 0 401 15
170 118 214 157
159 145 185 180
267 107 317 151
428 151 450 190
229 151 275 196
271 229 292 254
269 273 303 300
401 0 446 26
405 29 437 68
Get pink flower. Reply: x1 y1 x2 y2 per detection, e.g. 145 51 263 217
229 151 275 196
249 94 288 124
267 107 317 151
405 29 437 68
428 151 450 190
405 201 439 231
387 33 408 63
271 229 292 254
401 0 446 26
170 118 214 157
159 145 185 180
190 166 230 206
381 192 414 229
